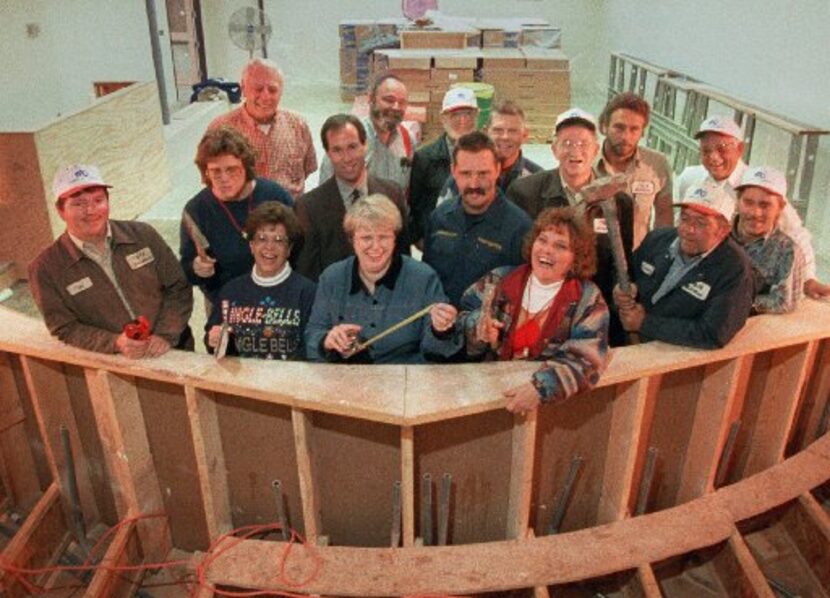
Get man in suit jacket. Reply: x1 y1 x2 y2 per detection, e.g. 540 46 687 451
295 114 409 281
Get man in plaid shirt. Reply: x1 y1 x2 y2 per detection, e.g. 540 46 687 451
209 58 317 199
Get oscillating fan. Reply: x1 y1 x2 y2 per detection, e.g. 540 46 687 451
228 6 273 59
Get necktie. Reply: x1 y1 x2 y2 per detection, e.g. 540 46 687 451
350 189 361 205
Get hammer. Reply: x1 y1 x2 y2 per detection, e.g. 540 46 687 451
577 174 639 344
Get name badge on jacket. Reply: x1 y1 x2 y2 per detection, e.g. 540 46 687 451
632 180 655 195
593 217 608 234
66 277 93 296
682 281 711 301
126 247 154 270
640 261 655 276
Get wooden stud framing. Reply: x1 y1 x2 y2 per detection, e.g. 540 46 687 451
785 493 830 588
84 368 170 561
597 376 660 524
635 564 662 597
743 341 818 477
400 425 415 547
0 353 42 509
84 519 144 597
185 385 232 541
20 355 100 526
507 409 538 539
0 483 69 598
291 407 322 542
725 532 776 597
675 355 754 502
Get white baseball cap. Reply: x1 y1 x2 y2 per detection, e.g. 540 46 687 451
675 184 735 222
694 115 743 140
735 165 787 198
442 87 478 113
554 107 597 133
53 164 111 201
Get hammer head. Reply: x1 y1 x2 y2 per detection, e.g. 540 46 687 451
580 173 628 205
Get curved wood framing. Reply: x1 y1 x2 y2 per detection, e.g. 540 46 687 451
0 300 829 594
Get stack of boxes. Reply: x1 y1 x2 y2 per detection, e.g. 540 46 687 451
340 19 570 144
339 19 404 101
480 47 571 143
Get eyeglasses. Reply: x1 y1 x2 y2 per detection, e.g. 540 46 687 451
63 195 108 211
556 138 593 151
700 142 739 156
447 109 477 120
251 233 289 245
207 165 244 179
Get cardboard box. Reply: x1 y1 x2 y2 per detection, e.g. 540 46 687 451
521 47 569 70
480 48 526 69
400 29 468 50
373 49 433 70
431 68 476 84
431 48 481 69
480 29 504 47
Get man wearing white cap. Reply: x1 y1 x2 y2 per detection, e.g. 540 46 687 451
614 185 754 348
677 115 828 299
409 87 480 245
507 107 635 346
732 166 804 314
28 165 193 358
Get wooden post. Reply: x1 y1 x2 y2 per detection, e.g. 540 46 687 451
20 355 100 526
0 353 42 509
185 385 232 541
597 376 660 523
635 563 662 597
675 355 754 502
84 519 143 597
725 532 776 597
84 368 170 561
0 483 69 598
506 409 538 539
291 407 322 542
400 425 415 547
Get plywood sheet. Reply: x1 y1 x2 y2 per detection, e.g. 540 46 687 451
33 82 171 238
215 393 301 536
313 412 399 546
417 409 513 544
533 385 617 534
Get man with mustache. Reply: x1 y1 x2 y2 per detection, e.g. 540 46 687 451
317 74 413 193
294 114 409 282
676 115 829 299
595 92 672 249
423 131 531 306
732 166 804 313
208 58 317 199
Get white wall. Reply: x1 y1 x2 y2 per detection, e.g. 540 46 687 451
0 0 177 131
603 0 830 263
199 0 606 107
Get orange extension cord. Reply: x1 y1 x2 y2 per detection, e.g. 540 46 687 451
0 511 461 597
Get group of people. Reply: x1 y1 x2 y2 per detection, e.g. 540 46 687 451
27 57 828 414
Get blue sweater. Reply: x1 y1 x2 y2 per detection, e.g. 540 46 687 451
423 192 532 306
305 255 462 364
206 270 316 359
179 177 293 304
